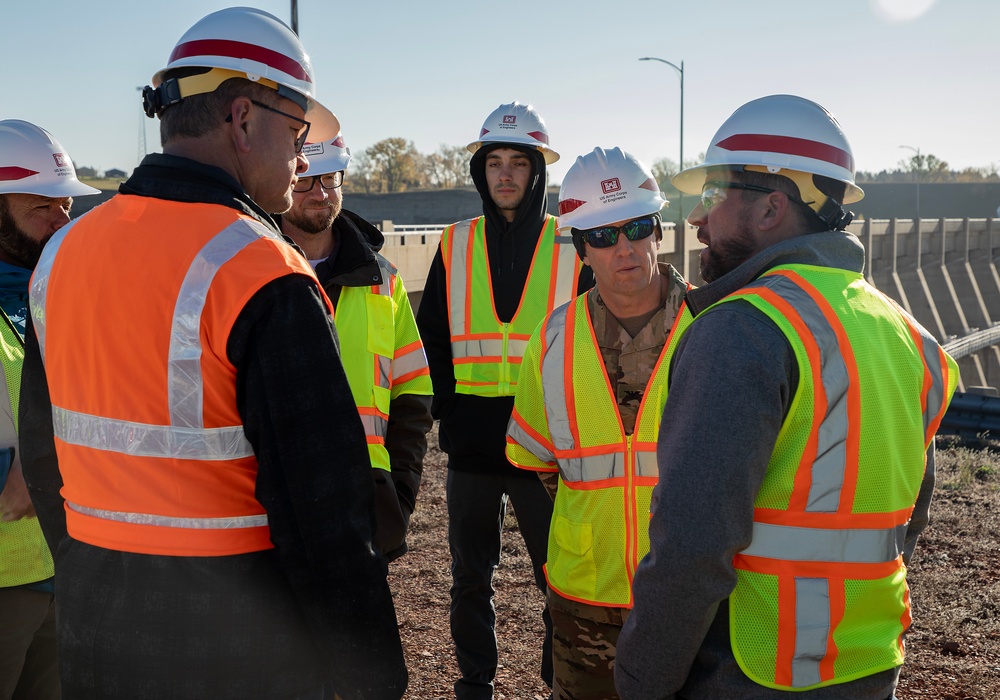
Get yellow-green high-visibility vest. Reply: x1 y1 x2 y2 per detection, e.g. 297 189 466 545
333 254 432 473
507 290 694 607
681 264 958 691
442 215 582 397
0 310 54 587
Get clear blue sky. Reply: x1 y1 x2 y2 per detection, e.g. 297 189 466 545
3 0 996 184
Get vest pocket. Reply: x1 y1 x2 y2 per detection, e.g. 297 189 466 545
365 294 395 357
551 515 597 599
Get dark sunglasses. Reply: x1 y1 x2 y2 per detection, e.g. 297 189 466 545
225 99 311 153
293 171 344 193
577 215 659 249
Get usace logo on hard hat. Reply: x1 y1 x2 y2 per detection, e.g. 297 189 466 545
52 153 69 168
601 178 621 194
503 115 516 124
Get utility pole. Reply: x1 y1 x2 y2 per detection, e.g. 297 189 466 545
136 86 148 167
290 0 298 34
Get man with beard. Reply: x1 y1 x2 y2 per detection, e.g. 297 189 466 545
279 133 432 561
416 102 593 700
0 119 99 700
616 95 959 699
18 8 407 699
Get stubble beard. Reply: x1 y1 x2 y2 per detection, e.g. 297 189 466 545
0 209 48 270
284 202 339 235
699 212 759 284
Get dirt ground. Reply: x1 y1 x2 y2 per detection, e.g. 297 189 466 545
387 430 1000 699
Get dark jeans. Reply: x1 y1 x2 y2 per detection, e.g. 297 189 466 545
0 587 59 700
447 468 554 700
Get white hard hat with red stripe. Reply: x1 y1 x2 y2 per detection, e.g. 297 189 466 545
467 102 559 164
142 6 338 139
673 94 864 208
0 120 100 198
301 133 352 176
557 147 667 232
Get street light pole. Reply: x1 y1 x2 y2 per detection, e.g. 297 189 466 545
899 144 921 222
639 57 684 226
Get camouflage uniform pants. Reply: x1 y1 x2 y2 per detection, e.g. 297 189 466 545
548 588 629 700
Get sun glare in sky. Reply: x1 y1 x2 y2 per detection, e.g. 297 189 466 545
871 0 937 23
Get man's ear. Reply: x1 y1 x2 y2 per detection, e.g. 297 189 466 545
226 96 254 154
757 191 791 232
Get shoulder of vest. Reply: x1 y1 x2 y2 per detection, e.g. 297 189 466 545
373 251 398 279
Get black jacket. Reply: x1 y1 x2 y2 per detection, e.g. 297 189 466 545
19 154 407 699
416 146 594 475
310 209 432 561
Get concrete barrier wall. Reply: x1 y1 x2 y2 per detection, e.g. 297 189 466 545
388 218 1000 391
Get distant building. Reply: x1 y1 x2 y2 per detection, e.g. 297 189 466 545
104 168 127 179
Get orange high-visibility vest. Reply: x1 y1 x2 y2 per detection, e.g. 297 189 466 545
441 215 581 397
30 196 329 557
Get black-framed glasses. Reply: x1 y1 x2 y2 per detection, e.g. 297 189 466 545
576 214 659 249
293 171 344 193
225 99 311 153
700 181 781 211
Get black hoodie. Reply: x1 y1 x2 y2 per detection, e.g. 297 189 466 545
416 145 594 475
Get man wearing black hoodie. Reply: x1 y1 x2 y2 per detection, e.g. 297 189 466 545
417 102 594 700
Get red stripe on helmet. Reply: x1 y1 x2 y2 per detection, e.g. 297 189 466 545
169 39 312 82
527 130 549 145
332 135 346 147
715 134 853 172
479 128 490 138
558 199 586 216
638 177 659 192
0 166 39 181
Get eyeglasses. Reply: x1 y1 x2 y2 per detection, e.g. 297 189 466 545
293 171 344 193
576 215 659 249
700 181 783 211
226 99 311 153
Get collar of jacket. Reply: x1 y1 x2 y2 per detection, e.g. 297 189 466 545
684 230 865 316
314 208 386 288
119 153 281 235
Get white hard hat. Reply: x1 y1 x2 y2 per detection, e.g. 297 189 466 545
301 133 352 176
467 102 559 164
557 147 667 232
673 94 863 206
142 6 338 139
0 120 100 198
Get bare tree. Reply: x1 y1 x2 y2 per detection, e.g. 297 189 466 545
365 138 420 193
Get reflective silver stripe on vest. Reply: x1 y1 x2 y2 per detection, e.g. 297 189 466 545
635 450 658 478
911 317 947 435
29 218 83 361
552 232 579 307
792 578 830 687
66 501 267 529
170 219 277 430
451 338 530 360
360 413 389 439
742 522 908 563
393 345 428 379
446 219 477 338
34 216 274 461
744 276 850 512
540 304 633 482
377 354 391 390
52 406 254 459
507 418 555 464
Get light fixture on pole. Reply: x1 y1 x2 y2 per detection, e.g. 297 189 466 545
899 144 921 222
639 57 684 225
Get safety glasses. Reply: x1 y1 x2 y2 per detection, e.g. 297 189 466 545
700 181 780 211
226 99 311 153
293 171 344 193
577 215 659 249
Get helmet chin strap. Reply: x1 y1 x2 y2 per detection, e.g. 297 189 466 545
744 165 854 231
